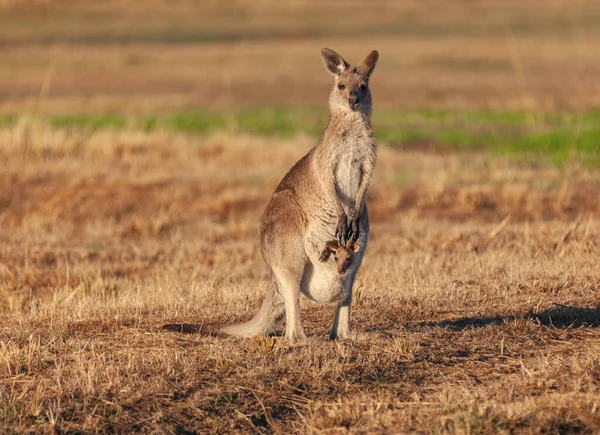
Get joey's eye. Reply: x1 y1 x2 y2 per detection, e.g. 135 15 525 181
360 83 367 89
338 84 345 90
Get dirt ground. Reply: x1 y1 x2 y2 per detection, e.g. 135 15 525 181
1 122 599 433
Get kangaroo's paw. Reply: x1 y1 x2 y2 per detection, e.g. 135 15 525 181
335 213 349 245
318 250 330 262
349 216 360 244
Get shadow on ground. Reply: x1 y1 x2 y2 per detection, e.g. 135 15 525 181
412 304 600 331
162 305 600 339
533 304 600 328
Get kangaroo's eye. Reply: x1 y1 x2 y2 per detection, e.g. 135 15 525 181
338 84 345 90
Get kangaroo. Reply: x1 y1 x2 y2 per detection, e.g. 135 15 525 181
319 240 361 275
165 48 378 344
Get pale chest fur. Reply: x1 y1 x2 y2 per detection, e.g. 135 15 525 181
333 135 375 213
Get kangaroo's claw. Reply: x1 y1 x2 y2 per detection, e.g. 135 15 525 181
349 216 360 243
336 213 349 245
319 250 329 262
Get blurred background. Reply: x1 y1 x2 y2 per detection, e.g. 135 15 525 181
0 0 599 164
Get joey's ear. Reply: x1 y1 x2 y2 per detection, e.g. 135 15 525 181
357 50 379 77
352 242 361 253
325 240 341 252
321 48 349 76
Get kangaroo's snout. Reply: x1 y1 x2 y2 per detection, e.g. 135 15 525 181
337 256 352 275
349 93 359 111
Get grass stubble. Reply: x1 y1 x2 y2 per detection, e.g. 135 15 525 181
1 1 599 432
0 120 599 433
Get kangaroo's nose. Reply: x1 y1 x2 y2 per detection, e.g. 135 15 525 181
349 93 359 110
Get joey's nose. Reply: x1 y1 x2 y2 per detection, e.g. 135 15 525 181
349 94 359 110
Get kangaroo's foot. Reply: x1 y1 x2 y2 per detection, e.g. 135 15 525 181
329 329 357 341
285 329 307 346
331 330 392 341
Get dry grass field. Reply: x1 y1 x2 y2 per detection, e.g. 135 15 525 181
1 120 599 433
1 0 600 433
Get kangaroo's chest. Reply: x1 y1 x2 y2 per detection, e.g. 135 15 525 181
334 143 370 210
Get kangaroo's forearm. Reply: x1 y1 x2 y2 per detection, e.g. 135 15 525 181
352 165 372 217
335 195 345 216
329 162 346 218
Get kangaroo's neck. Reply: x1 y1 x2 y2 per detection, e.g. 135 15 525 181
322 108 372 143
316 107 374 161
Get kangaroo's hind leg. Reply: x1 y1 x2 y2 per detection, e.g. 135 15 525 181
271 264 306 344
260 191 309 344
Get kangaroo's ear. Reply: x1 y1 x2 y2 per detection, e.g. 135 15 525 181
326 240 341 252
357 50 379 77
352 242 361 253
321 48 349 76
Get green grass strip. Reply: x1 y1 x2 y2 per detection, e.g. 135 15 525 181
0 108 597 166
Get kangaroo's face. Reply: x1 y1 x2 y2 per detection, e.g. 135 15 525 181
321 48 379 114
333 246 355 275
322 240 361 274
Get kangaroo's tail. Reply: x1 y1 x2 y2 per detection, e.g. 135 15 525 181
163 278 285 338
218 279 285 337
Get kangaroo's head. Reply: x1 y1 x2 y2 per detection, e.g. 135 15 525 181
324 240 361 275
321 48 379 116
